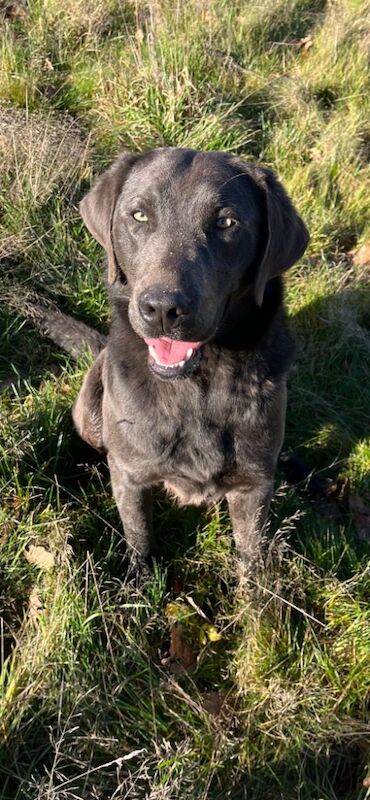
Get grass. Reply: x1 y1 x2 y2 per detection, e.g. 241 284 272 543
0 0 370 797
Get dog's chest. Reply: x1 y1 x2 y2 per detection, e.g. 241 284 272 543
161 415 241 505
110 357 270 504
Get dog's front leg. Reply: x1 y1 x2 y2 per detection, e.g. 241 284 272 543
108 455 153 562
227 481 273 569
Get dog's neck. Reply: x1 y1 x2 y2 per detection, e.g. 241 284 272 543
214 276 284 351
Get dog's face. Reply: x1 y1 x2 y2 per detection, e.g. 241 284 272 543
80 148 308 379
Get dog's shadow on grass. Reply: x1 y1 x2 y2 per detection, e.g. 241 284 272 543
228 738 364 800
64 450 209 578
285 281 370 476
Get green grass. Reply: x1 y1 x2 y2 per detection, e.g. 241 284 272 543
1 0 370 797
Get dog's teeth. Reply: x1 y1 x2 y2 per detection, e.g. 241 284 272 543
179 360 185 367
186 348 193 359
149 345 157 360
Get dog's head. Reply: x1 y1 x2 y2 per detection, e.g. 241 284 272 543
80 148 308 379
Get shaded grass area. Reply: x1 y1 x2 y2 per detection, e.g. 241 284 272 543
0 0 370 798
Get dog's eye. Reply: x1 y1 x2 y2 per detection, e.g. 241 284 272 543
132 210 148 223
216 217 237 229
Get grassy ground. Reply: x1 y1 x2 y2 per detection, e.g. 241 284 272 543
0 0 370 797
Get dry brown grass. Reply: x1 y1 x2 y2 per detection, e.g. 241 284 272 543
0 108 89 260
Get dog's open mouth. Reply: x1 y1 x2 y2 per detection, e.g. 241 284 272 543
144 336 203 378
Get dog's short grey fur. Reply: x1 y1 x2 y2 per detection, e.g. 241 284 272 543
73 148 309 566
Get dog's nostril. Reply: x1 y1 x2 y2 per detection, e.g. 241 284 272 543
167 306 182 323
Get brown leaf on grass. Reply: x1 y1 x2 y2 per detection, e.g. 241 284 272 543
162 597 221 672
2 2 27 20
24 545 55 571
172 574 184 594
170 624 197 668
349 493 370 542
202 691 228 717
161 622 197 673
28 587 44 625
0 521 12 545
294 36 313 54
312 478 370 541
314 477 349 521
43 58 54 72
324 477 348 499
313 484 342 519
349 244 370 266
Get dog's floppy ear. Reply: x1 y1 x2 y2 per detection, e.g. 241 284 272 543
251 167 309 306
72 349 105 451
79 152 138 285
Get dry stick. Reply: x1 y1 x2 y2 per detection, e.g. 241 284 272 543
54 749 146 791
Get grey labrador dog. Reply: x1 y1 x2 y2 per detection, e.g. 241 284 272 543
73 148 309 568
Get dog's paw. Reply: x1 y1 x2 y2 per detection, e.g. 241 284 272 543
124 550 152 587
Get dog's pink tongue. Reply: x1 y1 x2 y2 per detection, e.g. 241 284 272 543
145 336 202 365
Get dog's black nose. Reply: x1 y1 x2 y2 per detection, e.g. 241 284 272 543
138 288 190 334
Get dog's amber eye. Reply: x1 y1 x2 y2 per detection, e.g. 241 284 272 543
216 217 237 229
133 210 148 223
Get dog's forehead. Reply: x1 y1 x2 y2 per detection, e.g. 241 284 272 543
122 149 255 206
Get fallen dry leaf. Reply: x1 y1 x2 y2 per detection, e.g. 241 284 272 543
314 476 349 521
0 521 12 545
297 35 313 54
170 623 197 667
2 2 27 20
43 58 54 72
24 545 55 570
172 574 184 593
161 622 197 673
349 244 370 266
28 586 44 625
349 493 370 542
202 691 228 717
